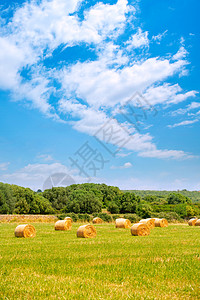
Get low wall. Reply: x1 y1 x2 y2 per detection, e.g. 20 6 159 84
0 214 58 223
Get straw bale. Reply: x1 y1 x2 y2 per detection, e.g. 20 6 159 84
139 218 155 229
131 223 150 236
64 217 73 223
154 218 168 227
15 224 36 238
55 219 72 231
92 217 103 224
115 218 131 229
195 219 200 226
77 224 96 238
188 218 197 226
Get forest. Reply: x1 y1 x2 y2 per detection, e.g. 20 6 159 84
0 182 200 221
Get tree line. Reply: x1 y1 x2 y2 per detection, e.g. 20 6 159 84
0 182 200 220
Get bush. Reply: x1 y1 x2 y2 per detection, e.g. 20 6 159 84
57 213 78 222
57 213 91 222
151 212 181 222
112 215 121 221
78 213 92 222
123 214 140 223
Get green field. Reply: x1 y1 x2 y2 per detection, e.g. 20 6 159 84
0 223 200 299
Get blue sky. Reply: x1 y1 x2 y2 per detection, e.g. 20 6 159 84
0 0 199 191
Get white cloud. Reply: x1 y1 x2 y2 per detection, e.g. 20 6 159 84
111 162 132 169
143 83 196 106
138 149 196 160
0 0 197 161
82 0 131 41
59 56 189 110
0 0 131 116
167 119 199 128
116 151 132 157
37 154 54 161
152 30 168 43
107 176 200 191
1 163 81 190
59 102 195 160
172 46 188 61
171 101 200 116
126 28 149 49
0 162 10 171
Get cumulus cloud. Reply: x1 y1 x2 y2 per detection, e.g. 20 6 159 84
172 46 188 61
126 28 149 49
143 83 197 106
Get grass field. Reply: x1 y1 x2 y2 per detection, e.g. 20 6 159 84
0 223 200 299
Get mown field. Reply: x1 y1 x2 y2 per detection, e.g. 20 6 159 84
0 223 200 299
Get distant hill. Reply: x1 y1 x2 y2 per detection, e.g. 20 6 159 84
124 190 200 203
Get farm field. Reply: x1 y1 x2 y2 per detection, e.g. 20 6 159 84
0 223 200 300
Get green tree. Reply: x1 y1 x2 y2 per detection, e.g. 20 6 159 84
63 190 102 214
186 205 195 217
119 192 140 213
14 198 30 214
175 204 187 218
136 203 152 218
107 202 119 214
167 193 191 205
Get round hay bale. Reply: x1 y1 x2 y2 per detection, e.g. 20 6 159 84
154 218 168 227
195 219 200 226
64 217 73 223
131 223 150 236
77 224 96 238
139 218 155 229
188 218 197 226
55 220 72 231
15 224 36 238
92 217 103 224
115 218 131 229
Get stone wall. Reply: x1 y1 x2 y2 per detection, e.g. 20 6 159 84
0 214 58 223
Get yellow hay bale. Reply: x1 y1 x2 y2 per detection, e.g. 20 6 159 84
188 218 197 226
15 224 36 238
55 220 72 231
154 218 168 227
92 217 103 224
195 219 200 226
115 218 131 229
131 223 150 236
139 218 155 229
77 224 96 238
64 217 73 223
